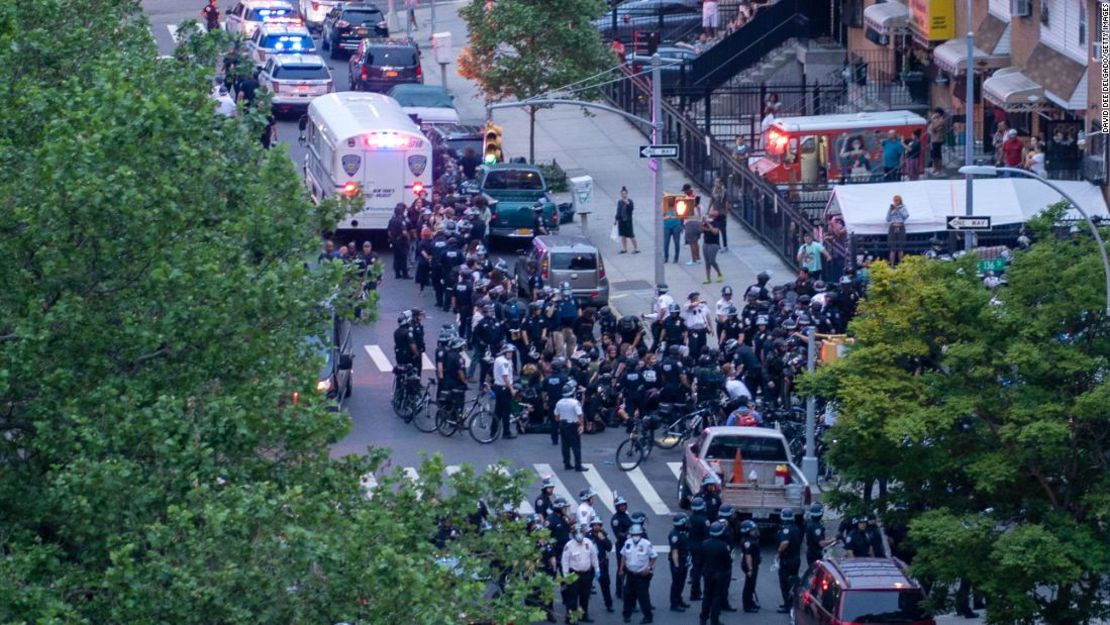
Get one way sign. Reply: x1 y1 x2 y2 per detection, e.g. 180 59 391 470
946 216 992 231
639 144 679 159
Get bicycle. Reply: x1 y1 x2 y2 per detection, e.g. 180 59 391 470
469 391 533 444
651 402 718 450
409 379 439 433
436 386 492 437
392 364 425 423
615 414 661 471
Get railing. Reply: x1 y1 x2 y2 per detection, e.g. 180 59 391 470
837 51 929 111
601 4 739 47
688 0 810 93
605 67 841 271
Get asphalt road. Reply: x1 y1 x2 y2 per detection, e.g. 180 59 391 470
142 2 803 623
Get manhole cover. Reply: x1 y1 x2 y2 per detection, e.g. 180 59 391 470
612 279 653 292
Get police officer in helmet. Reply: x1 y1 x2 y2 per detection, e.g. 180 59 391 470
775 507 802 613
805 503 837 568
739 520 761 612
668 513 692 612
699 520 732 625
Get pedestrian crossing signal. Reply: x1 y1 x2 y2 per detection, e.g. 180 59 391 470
483 121 503 164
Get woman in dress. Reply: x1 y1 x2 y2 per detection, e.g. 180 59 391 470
615 187 639 253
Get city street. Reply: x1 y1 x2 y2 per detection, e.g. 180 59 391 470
140 3 976 624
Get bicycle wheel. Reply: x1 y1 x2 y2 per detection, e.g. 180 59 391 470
616 437 646 471
436 403 460 437
653 417 686 450
398 387 423 423
412 393 437 433
391 376 407 416
468 406 499 444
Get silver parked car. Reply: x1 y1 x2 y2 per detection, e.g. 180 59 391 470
515 235 610 307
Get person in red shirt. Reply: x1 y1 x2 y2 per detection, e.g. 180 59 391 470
1001 129 1025 173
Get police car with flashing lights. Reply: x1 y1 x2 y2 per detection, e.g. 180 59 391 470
258 54 335 113
247 22 316 69
225 0 302 39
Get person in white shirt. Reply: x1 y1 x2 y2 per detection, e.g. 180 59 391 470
577 488 598 528
680 292 713 358
555 380 585 471
562 523 601 621
722 362 752 402
715 285 735 324
212 85 236 117
619 524 656 622
492 344 516 440
649 283 675 349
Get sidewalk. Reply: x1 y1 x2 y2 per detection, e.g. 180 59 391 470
416 1 793 321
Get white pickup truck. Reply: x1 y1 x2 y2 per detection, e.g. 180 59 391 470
678 426 811 527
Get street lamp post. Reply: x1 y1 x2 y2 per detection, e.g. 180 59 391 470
802 327 818 485
959 165 1110 316
963 0 975 251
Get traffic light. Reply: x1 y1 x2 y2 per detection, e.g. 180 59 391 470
483 121 503 164
675 196 694 218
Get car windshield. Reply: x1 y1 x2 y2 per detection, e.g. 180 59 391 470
342 8 384 23
550 253 597 271
263 34 314 52
483 169 544 190
365 47 419 66
393 88 453 108
273 64 330 80
704 435 789 462
840 590 930 624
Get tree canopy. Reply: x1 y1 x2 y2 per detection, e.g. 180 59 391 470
807 209 1110 625
0 2 550 624
457 0 614 162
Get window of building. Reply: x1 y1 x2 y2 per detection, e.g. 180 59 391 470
1078 1 1086 45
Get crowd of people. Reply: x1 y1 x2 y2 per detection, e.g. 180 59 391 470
436 476 896 625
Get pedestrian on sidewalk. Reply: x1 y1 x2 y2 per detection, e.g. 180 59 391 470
927 108 948 176
796 231 830 277
711 178 727 249
663 194 683 264
701 206 724 284
1001 129 1024 173
702 0 720 38
904 129 923 181
615 187 639 253
682 186 702 266
881 130 905 182
886 195 908 266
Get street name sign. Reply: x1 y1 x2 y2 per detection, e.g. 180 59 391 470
639 144 679 159
946 216 992 231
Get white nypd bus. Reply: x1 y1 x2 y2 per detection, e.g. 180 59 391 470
303 92 432 231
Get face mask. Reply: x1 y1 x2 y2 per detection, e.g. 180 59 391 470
574 533 584 542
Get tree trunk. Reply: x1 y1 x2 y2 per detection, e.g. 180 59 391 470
529 106 537 164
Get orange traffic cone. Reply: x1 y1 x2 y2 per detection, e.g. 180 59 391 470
732 448 744 484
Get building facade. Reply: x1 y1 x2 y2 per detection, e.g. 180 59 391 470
842 0 1107 190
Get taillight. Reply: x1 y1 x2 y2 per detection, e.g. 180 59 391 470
598 258 606 280
361 66 368 80
415 64 423 78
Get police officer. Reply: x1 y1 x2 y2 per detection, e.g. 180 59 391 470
589 515 615 613
534 476 557 520
561 522 599 624
775 508 802 614
555 380 585 472
410 308 426 359
542 358 569 446
611 495 632 600
452 269 476 340
548 497 573 556
668 513 692 612
430 236 450 308
387 203 411 279
651 283 674 348
534 523 560 622
717 505 739 612
697 475 723 522
659 344 690 405
717 306 744 345
687 496 710 602
739 520 761 613
619 524 656 624
843 517 874 557
805 503 836 568
442 337 469 393
576 488 598 528
393 311 418 368
699 521 732 625
472 304 505 385
661 303 687 351
865 513 887 557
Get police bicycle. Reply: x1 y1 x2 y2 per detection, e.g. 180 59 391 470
650 400 720 450
391 364 425 422
468 385 533 444
408 378 440 433
435 385 493 437
615 413 662 471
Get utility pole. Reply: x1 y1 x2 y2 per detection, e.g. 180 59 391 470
429 0 436 41
651 53 664 289
802 327 818 484
963 0 975 251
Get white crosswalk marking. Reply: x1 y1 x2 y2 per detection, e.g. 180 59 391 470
365 345 394 373
581 464 615 514
626 467 672 515
533 464 574 505
445 465 461 477
667 462 683 479
403 467 420 482
166 24 178 42
421 353 435 370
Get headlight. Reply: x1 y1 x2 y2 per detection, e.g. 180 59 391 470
316 378 333 393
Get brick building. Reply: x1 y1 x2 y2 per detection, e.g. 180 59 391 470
840 0 1107 191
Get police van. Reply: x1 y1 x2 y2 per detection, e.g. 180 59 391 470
303 92 432 231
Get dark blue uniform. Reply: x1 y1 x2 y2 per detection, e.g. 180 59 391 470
668 527 690 609
776 522 802 610
740 534 761 611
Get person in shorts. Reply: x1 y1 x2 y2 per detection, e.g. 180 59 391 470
702 0 720 38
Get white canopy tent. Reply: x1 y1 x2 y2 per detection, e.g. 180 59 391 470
826 179 1110 236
